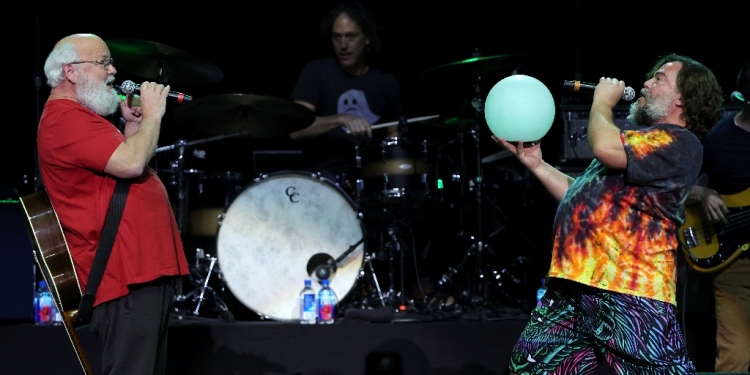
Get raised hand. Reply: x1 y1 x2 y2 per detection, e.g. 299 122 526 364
492 136 543 172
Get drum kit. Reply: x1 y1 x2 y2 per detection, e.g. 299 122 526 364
108 39 532 322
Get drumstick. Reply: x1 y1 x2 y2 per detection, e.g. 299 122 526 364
342 114 440 134
370 114 440 130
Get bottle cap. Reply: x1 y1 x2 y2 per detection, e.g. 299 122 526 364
40 281 46 288
304 279 311 286
322 279 329 286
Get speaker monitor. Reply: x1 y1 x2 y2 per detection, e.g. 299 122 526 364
0 201 36 321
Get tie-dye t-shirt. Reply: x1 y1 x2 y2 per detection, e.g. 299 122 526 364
548 123 702 305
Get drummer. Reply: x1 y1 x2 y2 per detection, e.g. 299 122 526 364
289 1 403 185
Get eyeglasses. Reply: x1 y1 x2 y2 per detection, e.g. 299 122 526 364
70 57 114 69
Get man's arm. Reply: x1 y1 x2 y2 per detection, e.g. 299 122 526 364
103 82 169 178
493 137 574 201
588 78 628 169
289 100 372 139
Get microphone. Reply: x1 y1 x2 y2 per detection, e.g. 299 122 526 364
563 80 636 101
314 261 337 280
730 91 748 106
115 80 192 103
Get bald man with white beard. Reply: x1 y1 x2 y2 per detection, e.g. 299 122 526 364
38 33 188 375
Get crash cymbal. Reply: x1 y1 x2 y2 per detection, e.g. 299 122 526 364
106 39 223 84
172 93 315 138
421 53 528 78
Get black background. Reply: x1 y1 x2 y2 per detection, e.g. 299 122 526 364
7 1 746 313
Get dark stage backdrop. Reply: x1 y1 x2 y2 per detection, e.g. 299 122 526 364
6 1 746 312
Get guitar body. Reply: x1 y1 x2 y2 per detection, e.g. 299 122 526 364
679 188 750 273
20 189 93 375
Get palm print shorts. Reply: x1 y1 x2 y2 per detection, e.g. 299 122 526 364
509 279 696 375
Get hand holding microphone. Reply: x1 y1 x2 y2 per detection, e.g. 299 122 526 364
563 79 635 101
116 80 192 103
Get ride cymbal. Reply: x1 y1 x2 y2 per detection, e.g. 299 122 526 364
172 93 315 138
106 39 223 84
421 53 528 78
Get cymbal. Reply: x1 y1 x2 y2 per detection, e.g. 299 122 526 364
106 39 223 84
172 94 315 138
421 53 528 78
422 116 477 132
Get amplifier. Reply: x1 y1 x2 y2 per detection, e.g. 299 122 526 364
560 105 640 163
560 105 744 163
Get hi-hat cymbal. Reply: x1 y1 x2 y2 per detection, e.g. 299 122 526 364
106 39 223 84
421 53 528 78
172 94 315 138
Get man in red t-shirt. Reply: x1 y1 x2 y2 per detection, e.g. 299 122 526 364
38 33 188 375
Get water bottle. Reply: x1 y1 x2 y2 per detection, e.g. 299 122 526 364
35 281 54 326
299 280 316 324
317 279 335 324
536 278 547 308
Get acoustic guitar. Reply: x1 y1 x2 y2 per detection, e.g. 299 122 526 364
678 187 750 273
20 189 93 375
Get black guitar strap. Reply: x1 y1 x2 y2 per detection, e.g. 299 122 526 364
74 179 131 328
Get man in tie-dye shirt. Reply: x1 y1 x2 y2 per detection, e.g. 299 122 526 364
495 54 723 375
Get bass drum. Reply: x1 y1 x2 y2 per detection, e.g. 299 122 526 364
217 171 364 321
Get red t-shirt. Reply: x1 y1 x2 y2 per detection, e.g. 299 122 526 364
37 99 188 306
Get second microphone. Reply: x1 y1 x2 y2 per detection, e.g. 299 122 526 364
115 80 193 103
563 80 635 102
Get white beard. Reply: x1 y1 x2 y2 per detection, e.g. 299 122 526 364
76 73 119 116
627 88 678 126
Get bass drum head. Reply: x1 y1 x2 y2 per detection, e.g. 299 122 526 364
217 171 364 321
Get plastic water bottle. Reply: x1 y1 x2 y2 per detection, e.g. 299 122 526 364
317 279 335 324
299 280 316 324
35 281 53 326
536 278 547 308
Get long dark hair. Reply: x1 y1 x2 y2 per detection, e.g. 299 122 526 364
319 1 383 57
648 54 723 139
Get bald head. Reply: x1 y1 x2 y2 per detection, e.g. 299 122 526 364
44 34 110 88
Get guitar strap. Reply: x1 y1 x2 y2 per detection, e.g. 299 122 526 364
74 179 131 328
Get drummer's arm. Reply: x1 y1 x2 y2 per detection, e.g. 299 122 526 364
290 100 372 139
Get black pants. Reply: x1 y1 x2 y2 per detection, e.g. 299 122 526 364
89 277 176 375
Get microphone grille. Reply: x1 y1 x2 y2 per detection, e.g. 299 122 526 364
120 80 137 94
622 86 635 101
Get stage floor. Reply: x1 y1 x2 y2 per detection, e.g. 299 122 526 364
0 314 626 375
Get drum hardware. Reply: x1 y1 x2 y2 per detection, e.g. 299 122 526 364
105 39 224 84
154 132 248 307
419 50 529 319
358 136 438 208
174 250 235 322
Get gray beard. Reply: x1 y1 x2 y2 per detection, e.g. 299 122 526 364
77 74 119 116
627 89 676 126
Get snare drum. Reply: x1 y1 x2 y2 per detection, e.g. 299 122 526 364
216 171 364 321
358 137 435 204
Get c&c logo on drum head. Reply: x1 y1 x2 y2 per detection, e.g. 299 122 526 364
286 186 300 203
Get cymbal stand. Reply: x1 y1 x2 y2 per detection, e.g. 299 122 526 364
382 223 408 309
429 57 493 319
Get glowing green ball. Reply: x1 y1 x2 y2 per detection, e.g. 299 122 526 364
484 75 555 142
